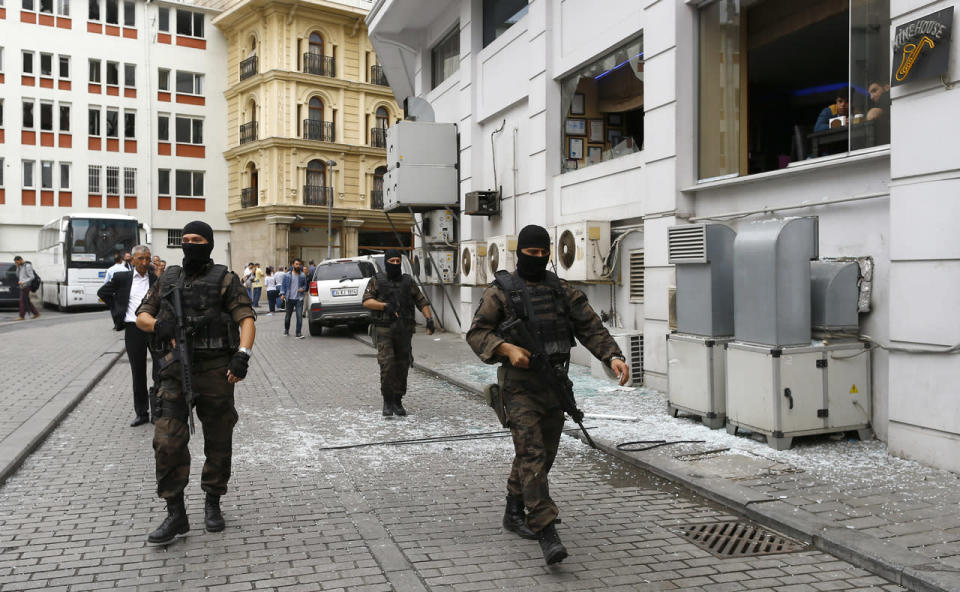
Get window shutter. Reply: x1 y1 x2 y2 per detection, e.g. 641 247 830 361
629 249 644 302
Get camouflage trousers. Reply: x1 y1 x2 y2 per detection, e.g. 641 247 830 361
374 326 414 401
153 359 239 499
502 368 565 533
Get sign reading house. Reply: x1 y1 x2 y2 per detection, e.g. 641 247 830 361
891 7 953 87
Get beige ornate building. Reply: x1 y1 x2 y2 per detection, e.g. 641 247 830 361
212 0 411 269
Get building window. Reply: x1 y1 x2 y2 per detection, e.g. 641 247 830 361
89 59 101 83
122 0 132 26
39 53 53 78
560 34 643 173
158 6 169 32
0 159 4 188
23 0 35 11
158 68 169 91
88 164 101 194
175 71 203 95
40 102 53 131
106 165 119 195
697 0 891 180
88 0 99 21
175 116 203 144
158 169 170 196
123 168 135 195
0 48 4 74
105 61 118 86
176 9 203 38
166 228 181 247
104 0 117 24
431 26 459 89
629 250 644 302
58 55 69 79
482 0 528 47
40 161 54 190
157 113 169 141
88 106 100 136
23 160 36 189
22 100 35 129
309 32 324 55
124 63 135 88
23 51 34 75
56 0 68 16
124 110 135 138
105 108 118 138
0 100 4 128
59 162 71 190
175 170 203 197
59 103 70 132
38 0 52 14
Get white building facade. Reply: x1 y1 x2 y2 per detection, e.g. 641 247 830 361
368 0 960 472
0 0 229 264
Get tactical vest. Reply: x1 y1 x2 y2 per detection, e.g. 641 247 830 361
494 270 575 358
155 263 240 354
372 272 415 327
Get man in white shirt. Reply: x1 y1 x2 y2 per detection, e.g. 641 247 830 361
104 253 128 284
98 246 159 426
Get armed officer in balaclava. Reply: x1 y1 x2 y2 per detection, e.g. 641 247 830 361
363 248 435 416
466 224 630 565
135 221 256 545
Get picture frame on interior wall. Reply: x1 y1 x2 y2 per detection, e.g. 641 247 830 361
568 137 584 159
589 119 604 143
587 145 603 163
607 113 622 126
565 118 586 135
570 93 585 115
565 159 579 170
608 129 622 146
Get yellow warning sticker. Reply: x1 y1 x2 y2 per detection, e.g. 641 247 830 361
850 384 859 394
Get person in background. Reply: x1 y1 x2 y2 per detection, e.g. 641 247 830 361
123 252 134 271
251 263 264 308
13 256 40 321
151 255 161 274
280 259 307 338
157 260 167 276
307 260 317 279
243 263 255 300
264 266 278 315
814 93 849 132
274 266 287 310
105 253 128 284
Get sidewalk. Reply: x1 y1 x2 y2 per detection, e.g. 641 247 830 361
357 329 960 592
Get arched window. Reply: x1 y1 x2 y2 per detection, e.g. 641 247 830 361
373 165 386 190
309 97 324 122
375 107 389 130
246 98 257 122
307 159 326 187
309 32 324 55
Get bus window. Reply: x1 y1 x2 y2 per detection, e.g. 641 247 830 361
67 218 139 266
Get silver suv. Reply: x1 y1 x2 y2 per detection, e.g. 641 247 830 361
306 256 379 336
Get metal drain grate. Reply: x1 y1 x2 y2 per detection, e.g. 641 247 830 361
677 522 805 558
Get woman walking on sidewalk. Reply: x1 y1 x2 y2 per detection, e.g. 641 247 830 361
14 256 40 321
264 266 278 315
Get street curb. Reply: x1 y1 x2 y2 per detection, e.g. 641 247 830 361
0 340 124 487
353 333 960 592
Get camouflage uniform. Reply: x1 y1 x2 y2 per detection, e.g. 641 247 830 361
363 274 429 404
467 273 622 532
136 262 254 499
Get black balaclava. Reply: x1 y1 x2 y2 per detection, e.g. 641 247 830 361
181 220 214 274
385 248 403 281
516 225 551 282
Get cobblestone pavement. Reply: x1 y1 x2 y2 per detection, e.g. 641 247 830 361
0 315 904 590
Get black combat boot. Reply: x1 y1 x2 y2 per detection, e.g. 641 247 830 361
382 395 394 416
393 396 407 416
537 522 568 565
502 495 537 540
146 494 189 545
204 493 225 533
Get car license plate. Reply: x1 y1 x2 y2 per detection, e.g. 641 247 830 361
0 286 9 293
331 287 358 297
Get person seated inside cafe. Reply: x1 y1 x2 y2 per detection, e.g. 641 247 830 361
814 93 849 132
866 81 890 122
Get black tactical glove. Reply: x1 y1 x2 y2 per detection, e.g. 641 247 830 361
384 302 398 318
425 318 435 332
154 320 175 342
228 351 250 379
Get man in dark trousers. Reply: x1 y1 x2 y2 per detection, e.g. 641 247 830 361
362 248 434 416
135 221 256 545
466 225 629 565
97 245 157 426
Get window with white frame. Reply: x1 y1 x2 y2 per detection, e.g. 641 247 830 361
39 52 53 78
482 0 528 47
166 228 181 247
0 100 4 128
176 9 204 38
23 51 34 75
430 26 459 90
59 162 71 190
59 103 70 132
40 161 54 190
40 102 53 131
175 71 203 95
88 106 100 136
122 0 132 26
158 68 170 91
22 99 35 129
124 63 135 88
158 169 170 196
105 108 118 138
105 0 117 24
175 116 203 144
175 170 203 197
106 61 118 86
88 165 101 194
23 160 36 189
56 0 68 16
157 113 169 141
22 0 34 11
89 59 101 83
124 110 135 138
106 165 119 195
158 6 169 32
38 0 52 14
0 158 4 188
88 0 99 21
0 47 4 74
123 168 135 195
59 55 69 79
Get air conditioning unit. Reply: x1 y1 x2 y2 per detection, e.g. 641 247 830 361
423 209 455 245
459 240 488 286
590 331 643 387
428 249 456 284
555 221 611 282
411 248 428 284
487 235 517 276
464 190 500 216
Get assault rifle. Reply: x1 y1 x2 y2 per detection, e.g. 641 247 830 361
498 317 596 449
170 283 197 434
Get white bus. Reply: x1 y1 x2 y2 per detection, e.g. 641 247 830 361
36 214 146 309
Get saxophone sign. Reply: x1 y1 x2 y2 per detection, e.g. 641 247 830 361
891 7 953 87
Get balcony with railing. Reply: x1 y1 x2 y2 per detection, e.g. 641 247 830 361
303 54 335 77
304 185 333 206
239 121 257 144
370 127 387 148
302 120 335 142
239 55 258 80
370 65 388 86
241 187 258 208
370 189 384 209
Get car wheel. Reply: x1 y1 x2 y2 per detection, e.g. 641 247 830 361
309 321 323 336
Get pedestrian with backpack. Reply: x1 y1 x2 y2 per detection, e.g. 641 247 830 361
13 256 41 321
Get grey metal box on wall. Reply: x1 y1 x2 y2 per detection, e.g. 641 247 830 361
386 121 458 169
811 261 860 332
383 166 459 212
669 224 737 337
733 217 819 347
